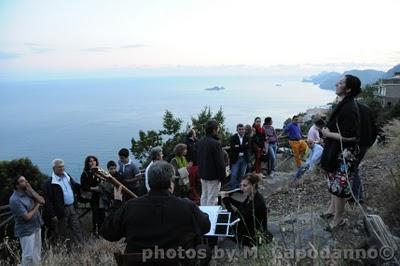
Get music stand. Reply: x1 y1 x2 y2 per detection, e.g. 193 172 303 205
199 206 238 237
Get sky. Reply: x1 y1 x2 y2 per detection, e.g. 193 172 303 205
0 0 399 80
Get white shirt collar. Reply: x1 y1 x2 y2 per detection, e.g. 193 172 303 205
51 171 70 184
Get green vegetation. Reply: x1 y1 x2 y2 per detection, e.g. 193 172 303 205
131 106 231 164
0 158 48 206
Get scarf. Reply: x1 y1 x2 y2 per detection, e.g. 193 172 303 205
174 155 188 169
254 124 265 135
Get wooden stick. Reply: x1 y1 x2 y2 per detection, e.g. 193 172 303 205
91 167 138 198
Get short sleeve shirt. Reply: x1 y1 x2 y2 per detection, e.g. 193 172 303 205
9 190 43 238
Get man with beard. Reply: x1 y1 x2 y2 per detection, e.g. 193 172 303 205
9 175 45 266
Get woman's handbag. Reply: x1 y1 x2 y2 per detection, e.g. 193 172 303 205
177 167 190 186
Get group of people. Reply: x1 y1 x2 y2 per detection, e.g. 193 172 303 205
8 74 376 265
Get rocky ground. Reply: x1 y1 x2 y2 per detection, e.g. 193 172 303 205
247 147 400 265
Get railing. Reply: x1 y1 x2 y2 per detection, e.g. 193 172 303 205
0 205 13 230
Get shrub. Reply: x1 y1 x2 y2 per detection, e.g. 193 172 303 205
0 158 48 206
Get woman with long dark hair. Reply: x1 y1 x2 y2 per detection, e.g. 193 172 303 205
252 117 266 173
320 75 362 229
80 155 104 236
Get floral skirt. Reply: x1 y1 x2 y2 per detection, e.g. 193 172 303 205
327 147 359 198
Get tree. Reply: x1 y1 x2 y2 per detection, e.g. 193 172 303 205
0 158 48 206
130 130 163 163
191 106 231 146
191 106 213 137
130 107 231 163
161 110 182 136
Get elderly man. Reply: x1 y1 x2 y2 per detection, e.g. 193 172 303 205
144 146 163 192
42 159 83 243
9 176 45 266
101 161 211 264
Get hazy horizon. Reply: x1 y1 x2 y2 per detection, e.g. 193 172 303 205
1 1 399 81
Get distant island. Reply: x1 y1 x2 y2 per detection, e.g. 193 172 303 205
303 63 400 90
275 84 282 87
205 86 225 91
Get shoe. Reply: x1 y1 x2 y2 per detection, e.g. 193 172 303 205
326 218 348 232
320 212 334 219
269 171 275 177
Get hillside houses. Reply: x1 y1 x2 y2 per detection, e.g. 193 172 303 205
374 72 400 107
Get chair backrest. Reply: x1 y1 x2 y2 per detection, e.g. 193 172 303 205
114 252 180 266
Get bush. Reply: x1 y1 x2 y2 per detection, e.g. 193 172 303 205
0 158 48 206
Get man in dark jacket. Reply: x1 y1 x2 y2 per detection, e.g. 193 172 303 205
42 159 83 243
196 120 226 206
229 123 249 189
101 161 211 264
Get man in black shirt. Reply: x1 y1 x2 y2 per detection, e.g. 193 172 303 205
101 161 211 264
196 120 226 206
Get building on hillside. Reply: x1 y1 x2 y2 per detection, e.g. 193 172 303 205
374 72 400 107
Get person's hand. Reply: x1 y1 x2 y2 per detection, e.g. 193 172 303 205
231 205 238 213
113 186 123 201
26 182 33 193
321 127 330 137
220 191 229 198
187 162 193 169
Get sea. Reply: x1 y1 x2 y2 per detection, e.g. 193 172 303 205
0 75 335 180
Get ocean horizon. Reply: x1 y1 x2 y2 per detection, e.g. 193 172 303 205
0 75 335 180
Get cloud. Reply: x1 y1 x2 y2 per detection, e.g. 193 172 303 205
0 52 21 60
120 44 146 49
24 43 55 54
23 42 41 46
82 44 146 53
30 47 55 54
82 47 113 52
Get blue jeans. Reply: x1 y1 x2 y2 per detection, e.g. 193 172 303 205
229 157 247 189
294 163 310 180
352 168 363 201
268 142 278 171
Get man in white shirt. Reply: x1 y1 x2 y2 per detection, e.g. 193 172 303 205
145 147 163 192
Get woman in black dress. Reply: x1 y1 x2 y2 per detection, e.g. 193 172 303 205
320 75 362 229
221 173 272 246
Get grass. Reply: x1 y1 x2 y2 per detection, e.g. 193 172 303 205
0 236 125 266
